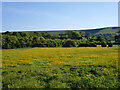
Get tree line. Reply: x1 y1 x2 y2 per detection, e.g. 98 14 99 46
2 30 113 49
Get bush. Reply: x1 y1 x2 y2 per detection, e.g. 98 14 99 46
63 39 76 47
101 41 107 47
89 42 97 47
107 41 113 47
78 43 89 47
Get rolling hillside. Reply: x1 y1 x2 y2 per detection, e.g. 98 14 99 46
82 27 119 35
23 27 119 35
2 27 119 41
24 27 119 41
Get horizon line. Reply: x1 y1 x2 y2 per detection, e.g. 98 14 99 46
1 25 119 32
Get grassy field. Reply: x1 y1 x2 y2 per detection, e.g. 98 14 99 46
2 46 120 88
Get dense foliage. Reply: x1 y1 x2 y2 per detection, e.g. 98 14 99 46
2 30 115 49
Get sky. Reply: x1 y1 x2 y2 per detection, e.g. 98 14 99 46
2 2 118 32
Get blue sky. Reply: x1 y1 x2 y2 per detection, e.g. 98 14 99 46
2 2 118 31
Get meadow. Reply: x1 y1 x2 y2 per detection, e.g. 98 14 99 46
2 46 120 88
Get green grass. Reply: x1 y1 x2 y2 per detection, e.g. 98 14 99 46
2 46 120 88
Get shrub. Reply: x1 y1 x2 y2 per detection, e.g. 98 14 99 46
107 41 113 47
63 39 76 47
78 43 89 47
6 43 11 49
101 41 107 47
89 42 97 47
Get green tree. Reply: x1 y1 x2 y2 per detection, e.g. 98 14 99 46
4 31 12 35
96 35 105 42
67 30 80 39
52 34 59 39
101 41 107 47
107 41 113 47
79 31 85 37
6 36 12 43
63 39 76 47
19 32 28 37
59 34 68 39
45 34 52 39
12 32 21 37
19 38 26 47
90 35 96 41
10 36 19 48
40 36 45 40
86 33 91 40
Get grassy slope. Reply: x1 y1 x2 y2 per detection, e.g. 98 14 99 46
94 27 119 34
2 46 120 88
23 27 119 35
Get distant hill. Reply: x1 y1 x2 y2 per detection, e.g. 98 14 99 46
81 27 120 35
2 27 120 41
22 27 119 35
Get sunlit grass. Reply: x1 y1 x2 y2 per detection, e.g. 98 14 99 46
2 45 120 88
2 46 119 68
